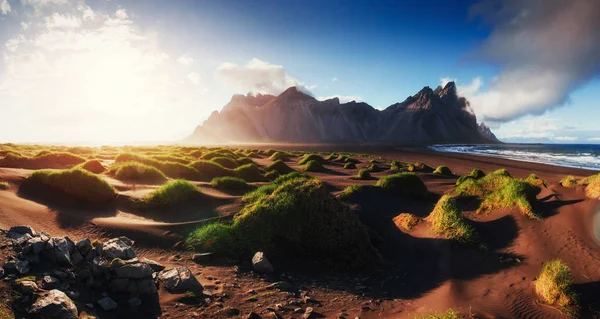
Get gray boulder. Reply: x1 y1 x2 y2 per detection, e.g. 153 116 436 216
28 289 78 319
97 296 118 311
140 257 165 272
114 262 153 279
26 237 46 254
252 252 273 273
9 225 36 237
103 237 136 260
17 280 39 294
15 260 31 275
158 266 203 294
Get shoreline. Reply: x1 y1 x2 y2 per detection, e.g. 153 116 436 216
235 143 597 183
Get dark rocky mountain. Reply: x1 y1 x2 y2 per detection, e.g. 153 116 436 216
187 82 499 144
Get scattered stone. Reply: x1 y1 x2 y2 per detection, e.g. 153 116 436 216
219 307 240 316
114 262 152 279
15 260 31 275
97 296 118 311
140 257 165 272
103 237 136 260
0 267 4 278
26 237 46 254
28 289 78 319
266 281 296 292
9 225 36 237
41 275 60 289
245 312 261 319
66 290 80 299
192 253 213 263
17 280 39 294
128 297 142 307
158 266 203 294
252 252 273 274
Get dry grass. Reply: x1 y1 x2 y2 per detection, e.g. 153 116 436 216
393 213 420 230
533 259 577 314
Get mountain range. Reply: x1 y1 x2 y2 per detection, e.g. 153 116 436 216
187 82 499 144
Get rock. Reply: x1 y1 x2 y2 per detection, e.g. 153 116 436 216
114 262 152 279
245 312 262 319
17 280 39 294
28 289 78 319
110 278 130 292
12 233 32 245
15 260 31 275
41 275 60 289
71 251 84 266
97 297 118 311
0 267 4 278
26 237 46 254
9 225 36 237
252 252 273 273
103 237 136 260
92 256 109 276
158 266 203 294
75 238 92 255
219 307 241 316
266 281 296 292
128 297 142 307
78 269 92 280
303 307 316 319
136 278 158 294
45 237 71 266
66 290 79 299
192 253 213 263
140 257 165 272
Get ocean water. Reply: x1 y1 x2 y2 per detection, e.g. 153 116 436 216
429 144 600 171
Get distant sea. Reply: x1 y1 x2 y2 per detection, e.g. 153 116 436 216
429 144 600 171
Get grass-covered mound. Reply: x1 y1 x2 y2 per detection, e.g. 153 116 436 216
150 155 190 164
376 172 428 199
210 157 239 169
23 168 116 204
109 162 167 184
211 176 252 192
0 152 86 169
142 180 201 207
390 160 403 171
585 177 600 199
559 176 578 188
243 172 314 203
456 168 485 185
393 213 420 231
427 195 477 244
269 151 291 161
344 162 356 169
456 169 540 219
266 159 294 175
115 152 200 180
345 157 360 164
234 164 264 182
264 170 280 181
534 259 577 313
526 173 547 187
367 163 382 172
356 169 371 180
188 178 376 268
190 160 232 180
339 184 373 200
415 309 464 319
298 154 327 165
433 165 453 176
236 157 255 165
408 161 433 173
304 160 325 172
201 150 236 160
77 160 106 174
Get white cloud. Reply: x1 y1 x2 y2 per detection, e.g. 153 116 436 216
177 54 194 66
45 12 81 29
0 0 209 143
331 77 338 82
216 58 313 95
187 72 200 85
318 95 362 103
1 0 11 15
465 0 600 123
440 77 483 99
553 136 578 141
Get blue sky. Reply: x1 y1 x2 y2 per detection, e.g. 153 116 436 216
0 0 598 143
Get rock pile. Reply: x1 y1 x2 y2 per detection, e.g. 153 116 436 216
2 225 204 318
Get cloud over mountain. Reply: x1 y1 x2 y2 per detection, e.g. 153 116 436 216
466 0 600 123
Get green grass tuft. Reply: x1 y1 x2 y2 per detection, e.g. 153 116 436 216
534 259 577 314
211 176 251 191
77 159 106 174
376 172 428 199
234 164 264 182
266 159 294 175
393 213 420 230
339 184 373 200
109 162 167 184
24 168 116 204
185 222 235 253
356 169 371 180
415 309 465 319
190 160 232 180
304 160 325 172
142 180 200 207
427 195 477 244
433 165 453 176
343 162 356 169
298 154 327 165
456 168 485 185
559 176 577 188
269 151 291 161
210 157 239 169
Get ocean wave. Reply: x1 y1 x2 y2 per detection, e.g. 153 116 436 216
429 144 600 171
